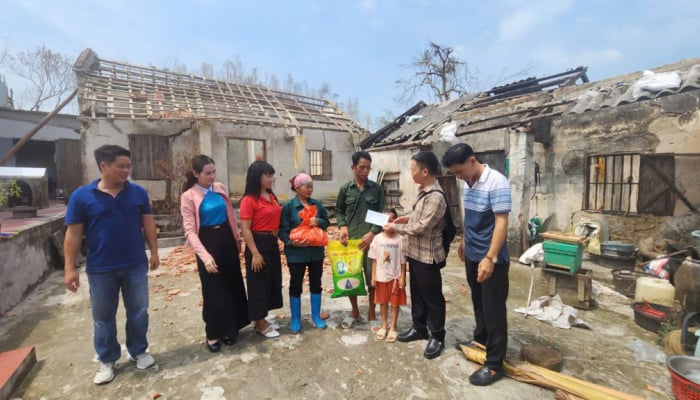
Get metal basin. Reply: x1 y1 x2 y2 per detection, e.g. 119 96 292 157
668 355 700 384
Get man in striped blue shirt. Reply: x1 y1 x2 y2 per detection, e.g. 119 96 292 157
442 143 511 387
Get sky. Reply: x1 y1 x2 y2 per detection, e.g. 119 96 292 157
1 0 699 129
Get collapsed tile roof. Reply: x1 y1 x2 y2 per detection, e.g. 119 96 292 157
362 58 700 150
72 48 366 136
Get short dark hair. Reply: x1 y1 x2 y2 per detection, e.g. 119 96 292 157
351 151 372 166
384 208 398 220
441 143 475 167
411 151 441 176
94 145 130 169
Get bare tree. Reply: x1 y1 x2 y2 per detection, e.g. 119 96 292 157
340 97 361 121
220 57 244 83
317 82 332 99
160 55 189 74
396 42 477 104
373 108 396 130
199 62 215 79
3 45 75 111
266 73 280 91
158 54 366 124
243 67 259 86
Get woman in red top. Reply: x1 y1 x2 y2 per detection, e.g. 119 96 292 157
239 161 283 338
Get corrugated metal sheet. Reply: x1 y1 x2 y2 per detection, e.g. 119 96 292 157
568 64 700 114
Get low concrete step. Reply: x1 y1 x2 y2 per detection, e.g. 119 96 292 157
157 235 185 248
0 346 36 400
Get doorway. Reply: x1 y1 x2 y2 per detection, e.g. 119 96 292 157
227 138 265 196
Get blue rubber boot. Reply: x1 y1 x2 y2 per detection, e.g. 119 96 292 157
310 293 327 329
290 296 302 333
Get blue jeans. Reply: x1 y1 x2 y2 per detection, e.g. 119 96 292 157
88 263 149 363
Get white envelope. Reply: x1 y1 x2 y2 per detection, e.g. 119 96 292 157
365 210 389 226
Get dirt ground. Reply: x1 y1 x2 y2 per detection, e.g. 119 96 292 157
0 237 674 400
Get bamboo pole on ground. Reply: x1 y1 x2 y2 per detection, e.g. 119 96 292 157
460 345 644 400
555 390 585 400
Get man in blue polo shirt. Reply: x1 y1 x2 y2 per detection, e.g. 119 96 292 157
442 143 511 387
64 144 160 385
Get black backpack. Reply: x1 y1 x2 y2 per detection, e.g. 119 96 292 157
416 189 457 255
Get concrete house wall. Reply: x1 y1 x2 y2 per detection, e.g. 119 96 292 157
81 119 357 204
534 91 700 245
369 129 525 251
366 62 700 256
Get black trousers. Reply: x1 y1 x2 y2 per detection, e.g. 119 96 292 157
196 224 250 340
465 259 510 371
288 258 323 297
245 233 283 320
407 257 446 341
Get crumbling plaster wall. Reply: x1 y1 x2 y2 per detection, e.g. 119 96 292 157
205 122 356 202
293 127 356 200
81 119 196 201
370 129 527 254
82 119 357 204
536 91 700 245
0 216 64 315
368 147 420 209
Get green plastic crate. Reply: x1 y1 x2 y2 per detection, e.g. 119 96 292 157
543 240 583 274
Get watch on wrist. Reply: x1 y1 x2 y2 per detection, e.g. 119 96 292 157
490 256 498 264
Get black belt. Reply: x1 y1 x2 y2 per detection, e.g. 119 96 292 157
201 223 226 230
252 230 278 237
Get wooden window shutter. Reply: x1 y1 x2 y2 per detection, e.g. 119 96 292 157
322 150 332 180
129 135 152 179
637 155 675 216
151 135 171 180
128 134 171 180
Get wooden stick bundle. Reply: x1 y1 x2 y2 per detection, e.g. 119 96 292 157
460 345 644 400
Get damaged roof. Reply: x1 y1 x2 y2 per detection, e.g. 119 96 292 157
72 49 366 135
363 58 700 150
568 63 700 114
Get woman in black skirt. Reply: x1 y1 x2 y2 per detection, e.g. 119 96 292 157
239 161 283 338
181 155 249 352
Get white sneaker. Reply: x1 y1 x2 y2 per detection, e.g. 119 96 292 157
93 361 115 385
128 352 155 369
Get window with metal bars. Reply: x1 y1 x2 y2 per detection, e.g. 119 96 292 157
585 154 640 213
585 153 676 216
381 172 402 207
309 150 332 180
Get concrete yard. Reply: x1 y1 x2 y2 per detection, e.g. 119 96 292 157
0 246 673 400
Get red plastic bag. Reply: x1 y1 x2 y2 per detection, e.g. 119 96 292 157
289 205 328 246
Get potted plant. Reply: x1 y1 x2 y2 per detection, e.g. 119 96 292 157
0 179 22 233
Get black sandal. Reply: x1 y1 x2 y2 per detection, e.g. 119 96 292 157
222 337 236 346
206 340 222 352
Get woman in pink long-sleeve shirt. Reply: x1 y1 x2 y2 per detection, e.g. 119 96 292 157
181 155 249 352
